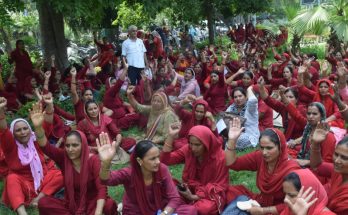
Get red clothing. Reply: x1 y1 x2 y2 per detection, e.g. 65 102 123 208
103 79 140 129
0 127 63 210
280 169 330 215
286 103 336 162
269 77 297 89
38 131 116 215
258 99 273 131
264 96 306 140
74 100 86 123
227 128 300 213
102 164 197 215
77 114 135 151
203 72 227 114
161 126 229 215
9 48 33 92
316 162 348 215
174 100 216 150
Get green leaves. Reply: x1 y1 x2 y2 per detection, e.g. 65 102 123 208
113 1 150 29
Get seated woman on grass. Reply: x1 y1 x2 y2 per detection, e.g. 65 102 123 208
29 102 117 215
98 134 197 215
223 118 300 215
0 95 63 215
160 124 229 215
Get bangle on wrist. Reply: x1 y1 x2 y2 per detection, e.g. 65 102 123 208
226 145 236 151
36 131 46 139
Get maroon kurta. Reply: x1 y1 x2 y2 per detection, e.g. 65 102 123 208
102 164 197 215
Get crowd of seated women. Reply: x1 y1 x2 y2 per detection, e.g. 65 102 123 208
0 22 348 215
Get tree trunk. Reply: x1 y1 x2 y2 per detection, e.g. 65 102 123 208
37 1 68 71
0 27 12 53
206 4 215 45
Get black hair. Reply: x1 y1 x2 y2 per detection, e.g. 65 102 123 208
260 129 281 149
84 100 98 115
134 140 156 159
82 88 93 96
284 66 293 74
243 71 254 79
16 40 24 46
308 53 317 60
232 87 247 97
211 70 219 75
66 130 82 142
337 135 348 147
284 87 298 99
82 57 90 65
284 172 302 191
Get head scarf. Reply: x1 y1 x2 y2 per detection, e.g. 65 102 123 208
10 118 44 192
327 170 348 213
82 101 112 146
313 79 334 117
184 125 229 213
257 128 300 205
281 169 328 215
64 130 89 214
297 102 326 160
130 147 164 215
23 76 35 95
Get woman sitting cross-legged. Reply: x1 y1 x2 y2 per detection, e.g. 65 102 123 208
29 103 117 215
160 123 229 215
223 118 300 215
0 96 63 215
97 133 197 215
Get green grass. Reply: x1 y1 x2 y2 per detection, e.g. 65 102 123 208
0 134 258 214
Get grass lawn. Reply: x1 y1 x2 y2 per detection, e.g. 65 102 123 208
0 128 258 214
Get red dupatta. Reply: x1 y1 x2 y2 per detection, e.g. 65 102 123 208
64 130 89 215
184 125 229 213
130 152 163 215
313 79 335 116
257 128 300 205
327 172 348 214
281 169 328 215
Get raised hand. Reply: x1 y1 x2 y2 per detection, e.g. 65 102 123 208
228 117 245 141
221 51 228 59
284 186 317 215
42 92 53 105
311 122 330 144
205 111 214 119
70 67 77 76
0 97 7 110
298 66 307 74
44 71 51 80
126 85 135 95
51 55 55 62
168 122 181 138
330 83 340 102
257 76 265 87
29 102 45 128
96 132 119 164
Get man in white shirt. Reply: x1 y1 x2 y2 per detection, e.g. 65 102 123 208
122 25 148 85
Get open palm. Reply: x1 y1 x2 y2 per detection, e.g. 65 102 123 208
29 102 44 128
228 118 245 141
97 132 119 163
312 123 329 144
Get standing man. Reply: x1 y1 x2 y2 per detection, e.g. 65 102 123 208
122 25 148 85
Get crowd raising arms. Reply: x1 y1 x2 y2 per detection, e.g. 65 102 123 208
1 23 348 215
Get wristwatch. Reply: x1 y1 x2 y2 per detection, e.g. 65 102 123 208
163 210 169 215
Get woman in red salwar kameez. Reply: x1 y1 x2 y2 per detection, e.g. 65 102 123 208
30 103 117 215
223 118 300 214
161 125 229 215
77 100 136 153
98 136 197 215
0 97 63 215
